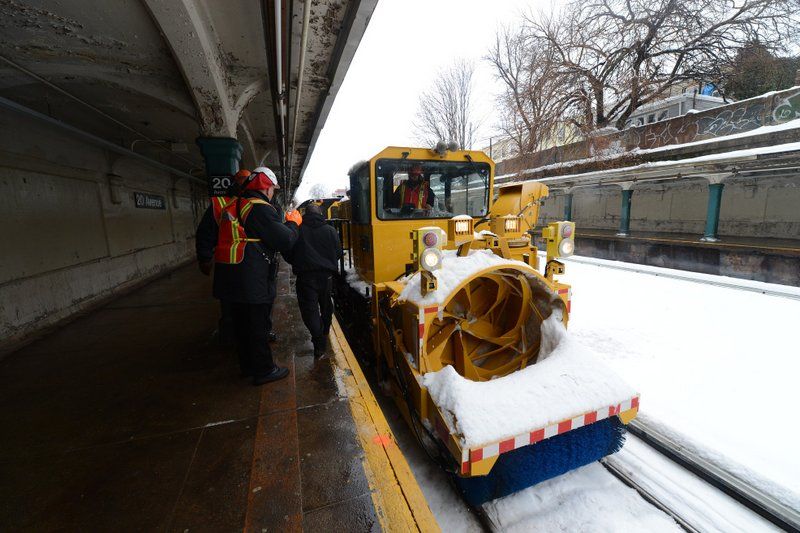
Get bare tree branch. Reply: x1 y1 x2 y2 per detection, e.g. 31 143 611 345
414 59 479 149
497 0 800 136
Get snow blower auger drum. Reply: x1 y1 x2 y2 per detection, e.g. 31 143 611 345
376 242 639 508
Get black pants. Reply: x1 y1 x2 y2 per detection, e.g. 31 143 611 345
296 271 333 348
231 302 275 377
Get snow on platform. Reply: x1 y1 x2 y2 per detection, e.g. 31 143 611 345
422 313 637 448
482 462 681 532
556 255 800 509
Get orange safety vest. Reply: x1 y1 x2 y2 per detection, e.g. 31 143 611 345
398 181 430 209
211 196 268 264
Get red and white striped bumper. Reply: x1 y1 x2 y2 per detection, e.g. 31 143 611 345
460 396 640 475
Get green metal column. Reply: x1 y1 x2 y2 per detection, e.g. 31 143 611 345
617 189 632 236
702 182 724 242
196 137 243 195
564 193 573 221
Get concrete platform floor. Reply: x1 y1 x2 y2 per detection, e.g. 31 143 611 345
0 263 381 531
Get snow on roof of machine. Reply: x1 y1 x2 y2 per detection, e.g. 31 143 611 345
422 312 638 449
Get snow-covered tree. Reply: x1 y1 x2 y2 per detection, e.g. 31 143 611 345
308 183 330 199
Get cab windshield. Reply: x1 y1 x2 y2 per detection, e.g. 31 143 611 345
376 158 490 220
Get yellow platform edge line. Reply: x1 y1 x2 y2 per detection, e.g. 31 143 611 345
329 317 440 533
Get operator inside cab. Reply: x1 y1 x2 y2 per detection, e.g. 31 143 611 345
390 163 436 215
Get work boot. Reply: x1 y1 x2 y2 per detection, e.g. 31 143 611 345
313 336 327 359
253 366 289 386
268 331 277 343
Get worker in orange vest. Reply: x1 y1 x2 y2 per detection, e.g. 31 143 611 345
196 167 303 385
392 163 436 212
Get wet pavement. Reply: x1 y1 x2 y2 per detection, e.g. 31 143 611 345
0 263 380 532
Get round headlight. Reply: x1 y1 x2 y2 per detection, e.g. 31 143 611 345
559 239 575 257
423 231 438 247
561 224 573 238
421 248 442 271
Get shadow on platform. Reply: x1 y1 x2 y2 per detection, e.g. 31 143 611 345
0 263 380 532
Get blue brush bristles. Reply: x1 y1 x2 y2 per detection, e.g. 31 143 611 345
455 417 627 507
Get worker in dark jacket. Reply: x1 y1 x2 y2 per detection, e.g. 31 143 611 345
287 203 342 358
196 166 302 385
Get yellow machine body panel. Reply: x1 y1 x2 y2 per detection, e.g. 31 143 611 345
334 198 351 249
486 181 549 234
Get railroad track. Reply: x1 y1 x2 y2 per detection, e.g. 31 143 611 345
561 255 800 301
603 420 800 533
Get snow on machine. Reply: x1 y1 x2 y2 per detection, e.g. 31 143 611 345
333 145 639 506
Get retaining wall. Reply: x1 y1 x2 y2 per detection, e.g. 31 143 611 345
497 86 800 176
536 174 800 240
0 111 207 348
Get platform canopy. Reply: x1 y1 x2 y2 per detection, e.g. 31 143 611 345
0 0 376 198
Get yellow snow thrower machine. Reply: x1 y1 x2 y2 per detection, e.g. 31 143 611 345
335 145 639 506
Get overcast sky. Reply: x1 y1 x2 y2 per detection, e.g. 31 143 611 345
295 0 558 201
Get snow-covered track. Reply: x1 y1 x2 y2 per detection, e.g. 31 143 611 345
601 457 700 533
623 420 800 532
561 255 800 301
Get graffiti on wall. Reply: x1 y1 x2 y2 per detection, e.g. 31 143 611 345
630 89 800 150
497 88 800 176
773 91 800 122
633 100 768 149
639 119 699 150
696 102 766 136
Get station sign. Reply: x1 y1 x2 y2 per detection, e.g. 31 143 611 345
209 175 233 197
133 192 166 210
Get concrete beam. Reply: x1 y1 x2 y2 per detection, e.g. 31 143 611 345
701 173 731 185
0 95 202 184
298 0 378 181
143 0 237 137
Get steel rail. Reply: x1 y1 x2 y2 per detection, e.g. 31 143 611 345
600 458 700 533
624 420 800 532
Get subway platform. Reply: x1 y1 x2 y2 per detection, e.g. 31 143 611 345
0 263 436 532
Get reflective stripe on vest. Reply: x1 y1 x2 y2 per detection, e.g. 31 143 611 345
211 196 268 264
398 181 429 209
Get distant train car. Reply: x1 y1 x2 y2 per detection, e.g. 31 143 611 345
296 196 343 219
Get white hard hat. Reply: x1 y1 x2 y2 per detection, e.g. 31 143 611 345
253 166 281 189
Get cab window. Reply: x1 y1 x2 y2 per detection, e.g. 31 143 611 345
375 158 489 220
349 163 370 223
